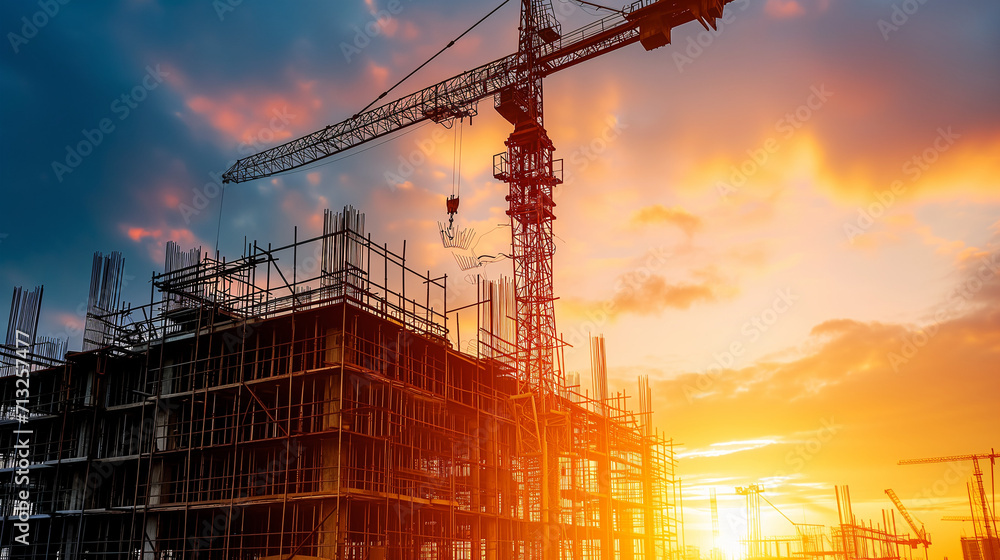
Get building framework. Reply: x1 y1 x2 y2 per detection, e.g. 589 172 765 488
831 486 924 560
0 208 680 559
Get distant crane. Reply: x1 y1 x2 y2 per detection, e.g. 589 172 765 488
222 1 740 556
737 484 764 559
884 488 931 558
758 488 829 560
711 487 722 560
900 450 999 560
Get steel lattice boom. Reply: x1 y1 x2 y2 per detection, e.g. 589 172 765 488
221 0 728 184
885 488 931 547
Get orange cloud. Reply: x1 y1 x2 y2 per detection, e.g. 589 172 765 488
121 224 204 263
367 61 390 88
615 275 722 312
280 190 327 233
765 0 806 18
630 204 703 237
184 92 301 146
54 312 84 333
168 67 323 147
795 128 1000 205
127 227 161 242
401 21 420 41
596 266 739 316
162 191 180 209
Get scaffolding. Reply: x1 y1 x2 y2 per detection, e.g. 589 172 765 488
0 207 680 559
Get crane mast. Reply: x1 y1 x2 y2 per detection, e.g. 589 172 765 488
496 0 561 392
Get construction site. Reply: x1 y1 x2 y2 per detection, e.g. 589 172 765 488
1 218 995 559
710 480 999 560
1 0 997 559
0 207 681 559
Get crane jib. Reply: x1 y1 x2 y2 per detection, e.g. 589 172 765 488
222 0 734 184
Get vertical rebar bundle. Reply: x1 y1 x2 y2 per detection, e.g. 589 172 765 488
591 335 608 412
4 285 42 348
321 206 367 293
162 241 202 310
83 251 125 351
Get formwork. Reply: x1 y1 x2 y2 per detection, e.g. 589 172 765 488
0 207 680 559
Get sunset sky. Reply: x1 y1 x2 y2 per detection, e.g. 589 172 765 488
1 1 998 558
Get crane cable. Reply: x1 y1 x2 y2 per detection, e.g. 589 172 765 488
452 118 464 200
575 0 625 15
760 493 799 529
218 2 509 255
562 0 624 16
352 0 511 120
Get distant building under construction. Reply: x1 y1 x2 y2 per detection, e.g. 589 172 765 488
0 208 680 559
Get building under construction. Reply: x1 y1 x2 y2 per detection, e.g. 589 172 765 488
719 482 999 560
0 208 681 559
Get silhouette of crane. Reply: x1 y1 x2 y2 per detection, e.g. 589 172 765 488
885 488 931 558
900 450 999 560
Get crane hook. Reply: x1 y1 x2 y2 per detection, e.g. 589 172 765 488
446 195 460 226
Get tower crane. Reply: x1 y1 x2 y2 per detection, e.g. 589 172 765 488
737 484 764 559
900 451 999 560
884 488 931 557
221 0 735 393
222 3 738 555
711 487 721 560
